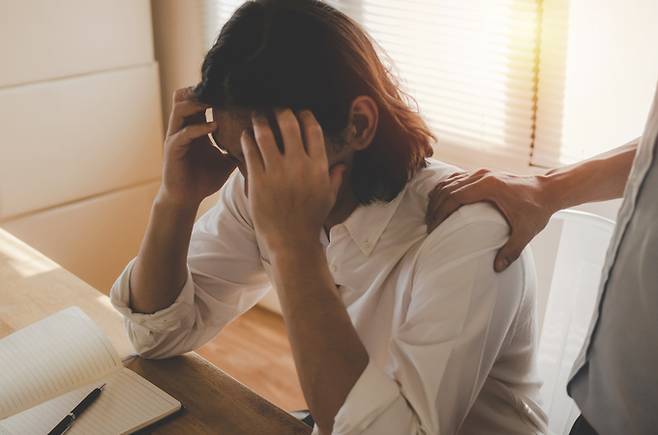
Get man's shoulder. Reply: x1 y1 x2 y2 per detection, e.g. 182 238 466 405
406 158 463 198
419 201 509 259
413 157 510 265
405 159 509 235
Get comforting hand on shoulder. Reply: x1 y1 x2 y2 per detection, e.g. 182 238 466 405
240 109 346 253
426 169 555 271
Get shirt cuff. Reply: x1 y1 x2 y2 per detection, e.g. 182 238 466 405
331 360 401 434
109 258 195 334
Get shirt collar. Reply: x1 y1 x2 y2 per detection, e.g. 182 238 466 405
339 188 407 256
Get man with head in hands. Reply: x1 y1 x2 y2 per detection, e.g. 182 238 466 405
110 1 547 434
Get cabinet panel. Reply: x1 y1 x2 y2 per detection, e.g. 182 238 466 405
2 181 159 294
0 64 163 219
0 0 154 87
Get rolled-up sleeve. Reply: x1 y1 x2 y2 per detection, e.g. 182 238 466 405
110 173 271 359
328 205 532 434
110 258 197 357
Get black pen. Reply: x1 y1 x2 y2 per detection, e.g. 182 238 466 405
48 384 105 435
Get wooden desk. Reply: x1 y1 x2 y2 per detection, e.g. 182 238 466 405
0 229 311 435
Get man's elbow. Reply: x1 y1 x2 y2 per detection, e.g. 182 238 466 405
124 321 192 360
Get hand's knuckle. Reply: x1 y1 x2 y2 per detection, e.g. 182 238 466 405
279 117 294 133
173 88 187 101
481 174 493 184
254 128 271 142
307 123 323 135
474 168 489 176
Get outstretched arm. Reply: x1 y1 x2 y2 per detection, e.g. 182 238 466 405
427 139 638 271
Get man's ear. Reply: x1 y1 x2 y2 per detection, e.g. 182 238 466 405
347 96 378 151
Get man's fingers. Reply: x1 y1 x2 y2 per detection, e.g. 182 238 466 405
251 112 282 168
429 171 483 203
275 109 305 156
427 196 461 232
167 100 210 136
427 180 466 229
428 173 469 207
299 110 326 161
172 122 216 145
449 178 496 205
172 87 195 103
240 129 265 177
443 171 470 185
427 177 490 230
494 234 528 272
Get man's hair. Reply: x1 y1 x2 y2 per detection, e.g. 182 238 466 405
194 0 435 204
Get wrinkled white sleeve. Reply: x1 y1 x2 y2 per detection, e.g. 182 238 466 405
327 207 527 434
110 173 271 359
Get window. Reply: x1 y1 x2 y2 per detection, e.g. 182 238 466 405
533 0 658 166
202 0 658 169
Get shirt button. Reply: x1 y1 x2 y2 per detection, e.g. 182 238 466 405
331 264 338 273
363 240 371 249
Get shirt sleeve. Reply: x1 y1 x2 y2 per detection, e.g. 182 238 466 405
110 173 271 359
330 204 529 435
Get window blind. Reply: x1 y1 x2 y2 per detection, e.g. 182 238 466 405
533 0 658 167
201 0 540 168
327 0 540 167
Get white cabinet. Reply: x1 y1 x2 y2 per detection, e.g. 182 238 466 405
0 0 163 293
3 182 159 293
0 0 154 87
0 64 162 219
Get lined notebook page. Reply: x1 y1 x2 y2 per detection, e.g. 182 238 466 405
0 368 181 435
0 307 121 419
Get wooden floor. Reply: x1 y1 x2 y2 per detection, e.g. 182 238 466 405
197 306 307 412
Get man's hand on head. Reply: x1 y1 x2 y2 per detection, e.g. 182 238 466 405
426 169 556 272
158 86 238 209
240 108 347 254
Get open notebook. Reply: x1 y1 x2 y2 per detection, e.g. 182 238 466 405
0 307 181 435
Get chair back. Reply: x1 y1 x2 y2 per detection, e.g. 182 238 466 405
529 209 615 435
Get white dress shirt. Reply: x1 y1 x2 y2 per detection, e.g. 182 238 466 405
111 159 547 434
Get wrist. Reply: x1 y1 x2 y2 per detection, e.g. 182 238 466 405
151 190 201 230
539 170 572 213
263 230 323 256
269 241 328 291
155 187 202 215
268 236 324 267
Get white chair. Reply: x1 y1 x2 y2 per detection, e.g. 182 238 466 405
529 209 615 435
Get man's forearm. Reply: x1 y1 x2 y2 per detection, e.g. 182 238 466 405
543 138 638 211
270 242 369 434
129 192 200 314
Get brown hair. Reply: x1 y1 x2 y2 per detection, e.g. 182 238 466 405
195 0 435 204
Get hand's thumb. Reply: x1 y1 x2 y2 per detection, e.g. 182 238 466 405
329 163 347 199
494 238 525 272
